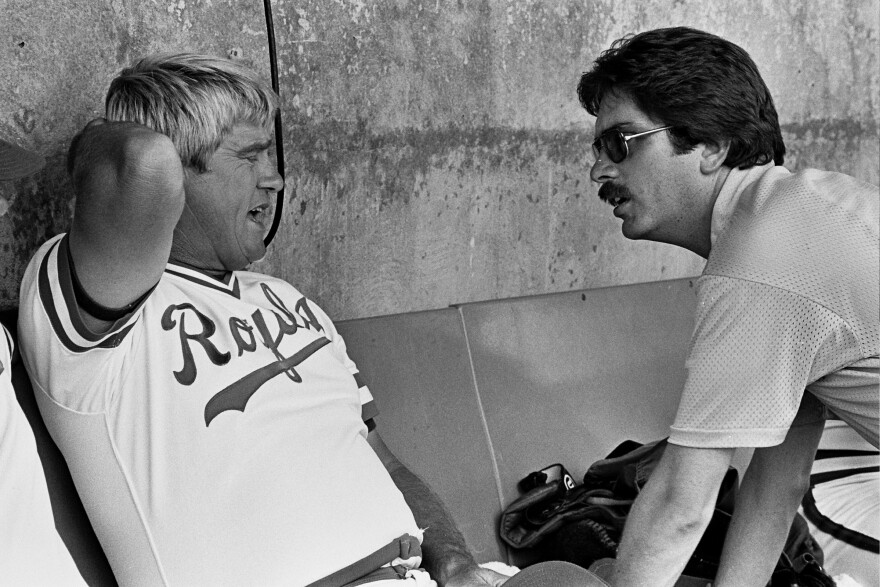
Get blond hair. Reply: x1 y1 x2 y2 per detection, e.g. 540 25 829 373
105 54 278 172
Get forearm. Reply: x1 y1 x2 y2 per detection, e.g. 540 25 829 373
388 465 478 584
714 424 823 587
613 444 734 587
68 120 184 309
613 476 714 585
712 477 798 586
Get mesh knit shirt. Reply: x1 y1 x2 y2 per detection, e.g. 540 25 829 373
669 164 879 449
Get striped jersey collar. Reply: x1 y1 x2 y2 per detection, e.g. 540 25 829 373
165 263 241 298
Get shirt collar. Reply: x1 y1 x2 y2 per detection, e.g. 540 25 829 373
165 263 241 298
710 162 775 248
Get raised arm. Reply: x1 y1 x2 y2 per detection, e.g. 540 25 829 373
66 119 184 325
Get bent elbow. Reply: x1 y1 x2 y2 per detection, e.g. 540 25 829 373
649 481 718 540
672 498 717 539
785 469 813 507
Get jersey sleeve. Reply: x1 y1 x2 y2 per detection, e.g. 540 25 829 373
297 296 378 422
0 324 11 373
17 234 147 413
669 275 852 448
24 235 147 350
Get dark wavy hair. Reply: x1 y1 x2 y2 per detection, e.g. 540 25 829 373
577 27 785 168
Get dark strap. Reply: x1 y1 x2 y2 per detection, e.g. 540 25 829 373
810 465 879 486
801 466 880 553
814 448 880 460
306 534 421 587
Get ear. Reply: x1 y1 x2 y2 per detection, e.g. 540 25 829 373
698 140 730 175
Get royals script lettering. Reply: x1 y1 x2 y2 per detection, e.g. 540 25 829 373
161 282 330 425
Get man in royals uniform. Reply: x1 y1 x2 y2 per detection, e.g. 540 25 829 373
17 54 515 587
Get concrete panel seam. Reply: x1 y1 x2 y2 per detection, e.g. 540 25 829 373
456 306 509 561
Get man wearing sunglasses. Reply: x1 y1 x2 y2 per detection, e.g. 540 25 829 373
577 27 878 586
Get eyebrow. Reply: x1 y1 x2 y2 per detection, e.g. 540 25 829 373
600 123 636 134
594 123 624 140
235 138 275 157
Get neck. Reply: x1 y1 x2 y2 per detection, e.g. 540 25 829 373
169 225 233 283
169 243 231 283
171 259 231 283
690 166 732 259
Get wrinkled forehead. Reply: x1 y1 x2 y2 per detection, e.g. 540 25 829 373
233 110 276 138
216 121 275 154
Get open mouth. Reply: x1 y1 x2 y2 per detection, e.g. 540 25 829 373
247 203 270 224
598 183 632 210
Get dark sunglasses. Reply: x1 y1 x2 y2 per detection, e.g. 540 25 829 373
592 126 672 163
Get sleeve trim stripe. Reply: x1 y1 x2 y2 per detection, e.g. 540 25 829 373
59 236 122 342
59 236 151 343
353 372 366 389
37 239 136 353
2 324 13 351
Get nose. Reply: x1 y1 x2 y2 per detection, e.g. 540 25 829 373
590 153 618 185
259 159 285 193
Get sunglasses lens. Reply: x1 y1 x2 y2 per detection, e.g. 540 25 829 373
605 132 626 163
593 132 626 163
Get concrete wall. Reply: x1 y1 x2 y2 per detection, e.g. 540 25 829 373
1 0 877 319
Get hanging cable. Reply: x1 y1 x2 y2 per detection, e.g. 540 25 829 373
263 0 285 246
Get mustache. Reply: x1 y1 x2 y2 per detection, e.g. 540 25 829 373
598 183 633 204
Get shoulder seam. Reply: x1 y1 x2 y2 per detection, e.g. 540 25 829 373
698 273 858 338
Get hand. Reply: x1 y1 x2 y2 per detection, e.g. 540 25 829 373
68 118 183 198
442 565 509 587
69 117 177 170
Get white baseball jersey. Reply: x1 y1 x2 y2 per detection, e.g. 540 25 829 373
0 324 85 585
18 234 421 587
670 164 879 449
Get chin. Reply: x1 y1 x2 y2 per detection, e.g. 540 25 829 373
620 218 654 242
246 246 268 265
620 224 643 240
